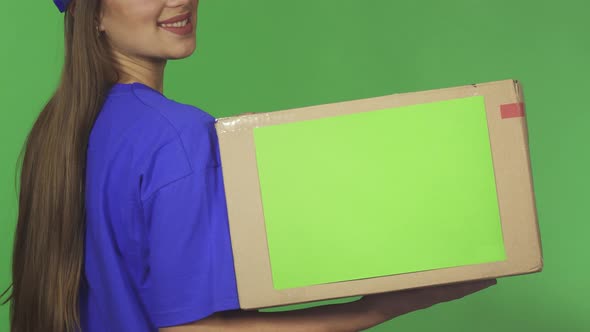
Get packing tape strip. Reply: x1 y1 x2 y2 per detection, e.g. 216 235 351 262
500 102 525 119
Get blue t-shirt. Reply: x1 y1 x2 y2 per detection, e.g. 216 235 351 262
79 82 240 331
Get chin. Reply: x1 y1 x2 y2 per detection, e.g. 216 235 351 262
167 42 197 60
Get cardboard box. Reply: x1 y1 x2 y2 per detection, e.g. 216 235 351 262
214 79 543 309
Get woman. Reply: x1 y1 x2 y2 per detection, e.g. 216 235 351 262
4 0 496 331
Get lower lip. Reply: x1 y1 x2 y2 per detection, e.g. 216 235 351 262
158 20 193 36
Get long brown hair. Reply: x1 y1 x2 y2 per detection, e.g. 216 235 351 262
2 1 118 331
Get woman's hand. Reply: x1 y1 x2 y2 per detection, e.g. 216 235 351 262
161 279 496 332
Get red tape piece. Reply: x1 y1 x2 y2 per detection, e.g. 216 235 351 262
500 102 525 119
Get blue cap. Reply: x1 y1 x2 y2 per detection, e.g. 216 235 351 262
53 0 71 13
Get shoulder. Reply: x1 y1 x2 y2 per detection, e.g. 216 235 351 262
96 83 220 201
127 84 221 171
128 83 216 135
98 83 215 148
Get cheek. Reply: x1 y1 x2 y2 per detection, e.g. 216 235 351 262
123 3 161 36
107 4 163 53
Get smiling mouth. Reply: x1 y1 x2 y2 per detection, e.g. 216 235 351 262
157 14 194 36
159 18 190 28
157 12 192 28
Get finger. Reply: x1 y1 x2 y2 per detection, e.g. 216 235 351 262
397 279 496 312
450 279 497 294
426 279 497 303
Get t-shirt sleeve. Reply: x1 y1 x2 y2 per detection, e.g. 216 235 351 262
139 125 240 327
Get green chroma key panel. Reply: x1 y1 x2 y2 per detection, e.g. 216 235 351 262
252 96 507 290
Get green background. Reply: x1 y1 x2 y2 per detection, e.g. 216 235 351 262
253 96 506 289
1 0 587 331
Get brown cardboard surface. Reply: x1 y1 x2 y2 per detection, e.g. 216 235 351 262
214 79 543 309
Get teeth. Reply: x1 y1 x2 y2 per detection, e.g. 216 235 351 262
160 18 188 28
